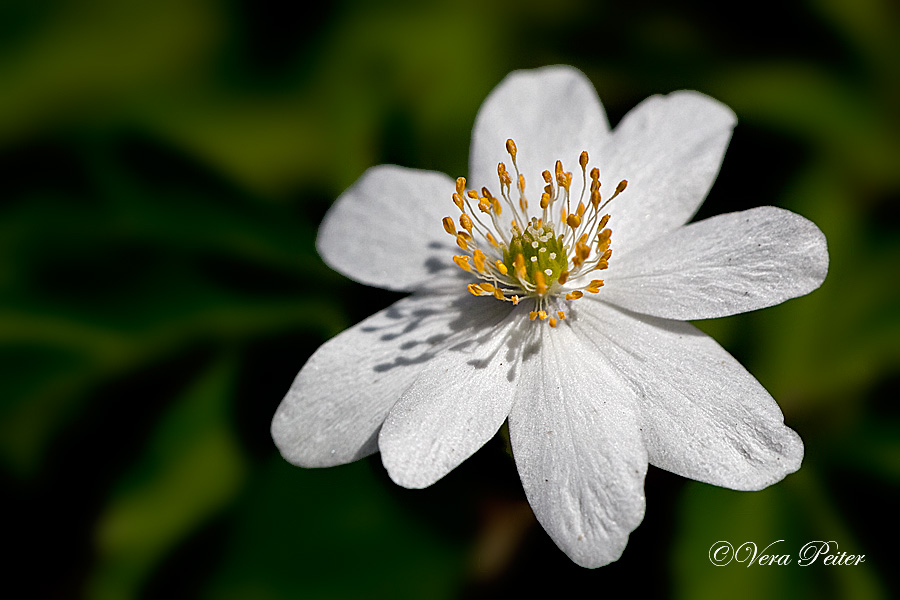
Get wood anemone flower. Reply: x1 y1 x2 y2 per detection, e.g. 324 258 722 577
271 66 829 568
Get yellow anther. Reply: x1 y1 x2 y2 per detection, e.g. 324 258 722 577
597 228 612 245
498 162 510 185
459 213 473 233
586 279 605 293
478 197 491 213
467 189 479 199
456 234 468 250
459 231 472 240
555 160 563 177
577 242 591 261
514 253 526 277
494 260 508 275
518 173 525 192
593 260 609 271
558 311 566 319
492 198 502 214
540 192 550 209
590 167 599 181
467 283 484 296
577 202 585 217
609 179 628 201
590 190 601 209
568 290 584 300
542 170 552 184
549 317 558 327
579 151 588 170
493 288 505 300
566 213 582 229
442 216 456 235
534 270 547 295
453 255 471 271
486 232 500 248
519 196 528 211
479 281 495 292
456 177 466 195
561 206 566 222
473 248 486 272
512 295 519 305
506 138 517 159
558 271 570 285
529 311 538 321
452 192 465 211
481 187 492 198
597 214 610 230
538 310 548 320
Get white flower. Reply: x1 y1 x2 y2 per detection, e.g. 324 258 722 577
271 66 828 568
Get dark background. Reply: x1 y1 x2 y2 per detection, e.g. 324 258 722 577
1 0 898 598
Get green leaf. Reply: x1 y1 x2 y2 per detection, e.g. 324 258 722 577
86 354 247 600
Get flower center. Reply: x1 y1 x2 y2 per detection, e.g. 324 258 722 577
442 139 627 326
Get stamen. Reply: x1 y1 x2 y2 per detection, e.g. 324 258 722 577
453 255 471 271
443 141 627 327
442 217 456 235
472 249 486 272
534 270 547 296
506 138 517 159
586 280 605 293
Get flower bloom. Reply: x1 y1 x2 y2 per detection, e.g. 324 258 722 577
272 66 828 567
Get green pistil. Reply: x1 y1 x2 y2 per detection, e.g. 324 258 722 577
503 223 568 286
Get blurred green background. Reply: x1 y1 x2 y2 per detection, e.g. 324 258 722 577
2 0 898 598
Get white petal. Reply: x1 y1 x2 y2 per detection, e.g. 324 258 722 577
601 91 736 255
317 165 458 292
271 292 509 467
573 301 804 491
468 66 610 197
379 307 523 489
601 206 829 320
508 321 648 568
